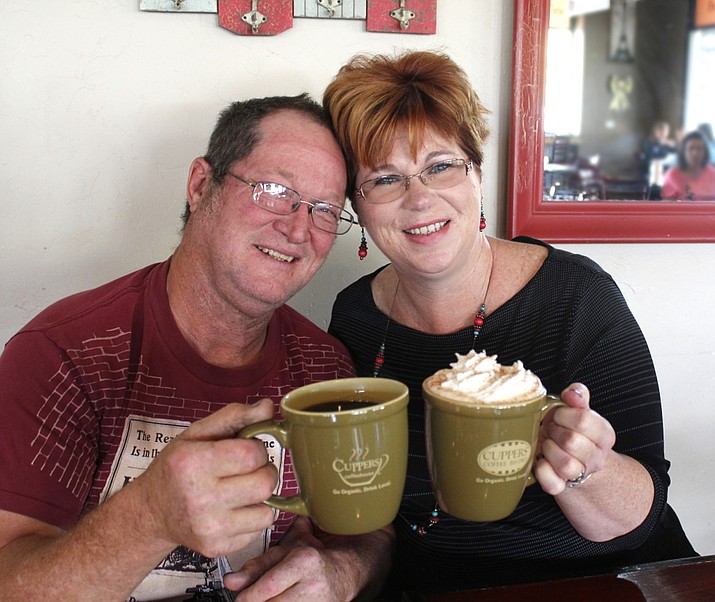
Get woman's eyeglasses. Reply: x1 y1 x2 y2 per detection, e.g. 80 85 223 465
357 158 473 204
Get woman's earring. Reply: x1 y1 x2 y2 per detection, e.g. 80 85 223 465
480 204 487 232
358 227 368 260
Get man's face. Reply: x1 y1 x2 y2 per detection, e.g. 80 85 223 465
189 111 348 316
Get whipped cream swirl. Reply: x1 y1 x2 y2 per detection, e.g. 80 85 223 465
431 350 545 404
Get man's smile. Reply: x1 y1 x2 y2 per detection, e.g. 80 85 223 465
256 245 296 263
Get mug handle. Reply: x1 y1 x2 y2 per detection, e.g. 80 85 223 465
238 420 310 516
525 395 568 487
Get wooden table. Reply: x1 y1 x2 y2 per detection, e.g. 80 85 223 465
409 555 715 602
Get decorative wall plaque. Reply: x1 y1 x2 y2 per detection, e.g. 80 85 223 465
219 0 293 35
139 0 217 12
366 0 436 34
293 0 367 19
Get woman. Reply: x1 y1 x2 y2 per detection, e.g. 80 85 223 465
323 50 696 595
661 130 715 200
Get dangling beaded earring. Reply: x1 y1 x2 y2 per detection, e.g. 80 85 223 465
480 204 487 232
358 227 368 260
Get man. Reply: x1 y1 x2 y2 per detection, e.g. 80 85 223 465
0 95 393 601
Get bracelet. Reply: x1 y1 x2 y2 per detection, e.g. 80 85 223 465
565 469 592 488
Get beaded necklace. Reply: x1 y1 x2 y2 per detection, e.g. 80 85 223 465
373 249 495 534
373 249 494 378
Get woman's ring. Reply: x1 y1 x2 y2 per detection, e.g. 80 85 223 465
565 468 592 488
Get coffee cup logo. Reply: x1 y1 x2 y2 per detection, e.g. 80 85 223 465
477 440 532 476
333 447 390 487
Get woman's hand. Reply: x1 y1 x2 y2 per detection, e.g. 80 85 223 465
533 384 654 541
534 383 616 496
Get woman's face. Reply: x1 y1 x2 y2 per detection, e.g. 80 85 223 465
355 126 483 279
685 138 707 170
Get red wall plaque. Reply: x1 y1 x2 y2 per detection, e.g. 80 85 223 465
366 0 437 35
219 0 293 36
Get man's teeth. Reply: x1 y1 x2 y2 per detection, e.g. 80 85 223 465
257 246 295 263
405 221 448 235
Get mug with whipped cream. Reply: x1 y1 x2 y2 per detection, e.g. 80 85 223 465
422 351 565 522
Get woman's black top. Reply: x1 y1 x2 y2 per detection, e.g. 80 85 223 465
329 237 696 594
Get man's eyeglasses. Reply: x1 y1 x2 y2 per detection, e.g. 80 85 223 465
227 173 355 235
357 158 473 205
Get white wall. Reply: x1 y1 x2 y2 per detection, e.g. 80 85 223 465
1 1 712 555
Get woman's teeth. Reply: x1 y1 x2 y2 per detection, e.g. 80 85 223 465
257 246 295 263
405 221 448 235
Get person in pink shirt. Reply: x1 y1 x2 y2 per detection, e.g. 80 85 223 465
662 130 715 200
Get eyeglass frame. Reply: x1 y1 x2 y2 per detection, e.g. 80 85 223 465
356 158 473 204
226 172 356 235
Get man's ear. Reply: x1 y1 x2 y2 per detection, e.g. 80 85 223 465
186 157 213 215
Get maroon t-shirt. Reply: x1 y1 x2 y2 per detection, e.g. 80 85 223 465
0 259 355 598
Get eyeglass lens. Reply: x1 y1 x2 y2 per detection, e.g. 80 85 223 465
254 182 353 234
360 159 470 204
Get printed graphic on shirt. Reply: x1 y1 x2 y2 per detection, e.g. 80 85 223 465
101 415 189 497
102 415 285 601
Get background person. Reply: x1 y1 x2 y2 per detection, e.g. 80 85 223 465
641 120 676 175
323 50 697 596
662 129 715 200
640 120 676 197
0 94 392 601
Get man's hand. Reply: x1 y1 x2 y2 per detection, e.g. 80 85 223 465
0 399 280 601
224 516 395 601
136 398 279 557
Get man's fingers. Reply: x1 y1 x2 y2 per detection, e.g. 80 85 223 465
231 546 325 601
224 545 292 592
279 516 320 547
190 504 277 560
182 399 275 441
219 463 278 506
204 438 276 479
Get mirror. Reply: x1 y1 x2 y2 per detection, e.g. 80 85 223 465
507 0 715 242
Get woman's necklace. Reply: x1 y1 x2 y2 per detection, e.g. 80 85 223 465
373 249 494 378
400 503 441 536
372 250 495 535
372 280 399 377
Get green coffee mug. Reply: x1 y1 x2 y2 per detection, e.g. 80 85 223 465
423 379 566 522
239 377 409 535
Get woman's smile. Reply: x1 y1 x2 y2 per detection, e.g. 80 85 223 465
403 220 450 236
